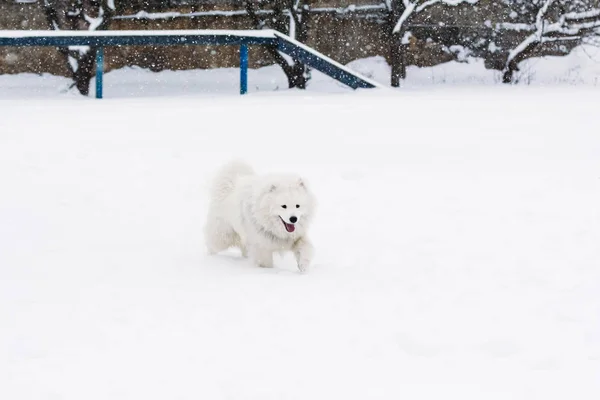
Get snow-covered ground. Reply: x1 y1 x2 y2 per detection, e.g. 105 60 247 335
1 49 599 400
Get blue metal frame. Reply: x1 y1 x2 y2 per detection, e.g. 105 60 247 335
95 47 104 99
274 34 377 89
0 30 378 98
240 44 248 95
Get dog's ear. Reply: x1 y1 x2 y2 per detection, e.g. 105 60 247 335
269 184 277 192
298 178 307 189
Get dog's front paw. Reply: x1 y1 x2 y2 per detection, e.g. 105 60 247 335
294 239 314 275
249 246 273 268
297 262 310 274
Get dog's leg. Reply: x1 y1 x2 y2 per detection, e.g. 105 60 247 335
231 232 249 258
293 237 314 273
204 217 235 255
238 232 249 258
250 245 273 268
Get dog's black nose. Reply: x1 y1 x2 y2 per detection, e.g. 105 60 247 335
289 216 298 223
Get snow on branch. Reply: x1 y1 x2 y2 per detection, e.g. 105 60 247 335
564 9 600 21
84 7 107 31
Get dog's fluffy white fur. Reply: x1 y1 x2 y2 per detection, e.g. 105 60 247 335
204 160 316 273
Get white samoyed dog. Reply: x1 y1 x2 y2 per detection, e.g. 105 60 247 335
204 161 316 273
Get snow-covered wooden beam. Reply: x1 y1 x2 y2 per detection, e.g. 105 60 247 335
0 29 277 47
112 4 388 21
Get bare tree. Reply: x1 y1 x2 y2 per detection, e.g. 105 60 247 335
502 0 600 83
43 0 115 95
386 0 480 86
245 0 311 89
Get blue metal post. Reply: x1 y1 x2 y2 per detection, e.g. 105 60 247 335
240 44 248 95
95 46 104 99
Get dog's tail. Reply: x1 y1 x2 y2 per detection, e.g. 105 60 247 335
209 160 254 203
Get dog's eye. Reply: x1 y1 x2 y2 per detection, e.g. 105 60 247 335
281 205 287 209
296 205 300 208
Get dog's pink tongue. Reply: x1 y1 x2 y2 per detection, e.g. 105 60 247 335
285 222 296 233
